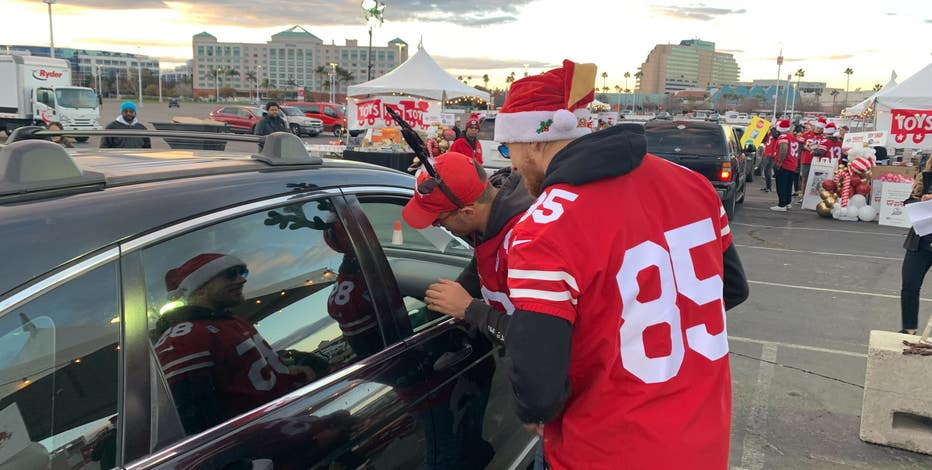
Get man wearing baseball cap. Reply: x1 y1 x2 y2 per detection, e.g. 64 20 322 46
403 152 534 344
494 59 748 469
154 253 314 434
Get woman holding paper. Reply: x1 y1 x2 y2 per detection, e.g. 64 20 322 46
899 162 932 335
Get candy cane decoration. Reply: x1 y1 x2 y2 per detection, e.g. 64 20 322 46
841 169 852 208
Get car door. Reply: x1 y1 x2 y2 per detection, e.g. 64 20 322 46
342 187 536 470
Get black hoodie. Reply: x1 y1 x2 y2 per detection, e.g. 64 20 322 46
505 125 749 425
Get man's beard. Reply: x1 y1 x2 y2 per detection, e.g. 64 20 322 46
522 167 545 198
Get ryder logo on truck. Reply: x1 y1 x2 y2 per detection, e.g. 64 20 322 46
32 69 64 80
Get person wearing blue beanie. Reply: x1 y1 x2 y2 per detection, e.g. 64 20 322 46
101 101 150 149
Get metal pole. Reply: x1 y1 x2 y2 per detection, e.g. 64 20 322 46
367 28 373 81
116 70 120 99
46 1 55 58
158 68 162 103
256 66 261 104
772 48 782 121
790 74 799 117
137 57 143 106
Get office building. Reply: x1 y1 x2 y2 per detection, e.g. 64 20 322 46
192 26 408 97
637 39 740 94
1 44 159 88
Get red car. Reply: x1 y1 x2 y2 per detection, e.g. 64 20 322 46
283 102 347 136
209 105 266 133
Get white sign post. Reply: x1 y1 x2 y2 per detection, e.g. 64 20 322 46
877 182 913 228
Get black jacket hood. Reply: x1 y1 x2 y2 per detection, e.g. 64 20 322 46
480 168 534 244
542 124 647 189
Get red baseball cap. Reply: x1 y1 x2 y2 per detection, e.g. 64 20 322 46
402 152 488 229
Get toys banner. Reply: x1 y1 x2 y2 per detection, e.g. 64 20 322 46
349 96 440 131
890 109 932 147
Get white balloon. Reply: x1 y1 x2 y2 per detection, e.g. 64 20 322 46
858 205 877 222
832 205 842 219
850 194 867 208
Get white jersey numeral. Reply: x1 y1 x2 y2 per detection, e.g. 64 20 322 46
617 218 728 384
236 334 290 391
521 189 579 225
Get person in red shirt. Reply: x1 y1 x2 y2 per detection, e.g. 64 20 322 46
771 119 800 211
493 60 749 469
154 253 315 434
449 116 484 164
798 118 825 202
760 128 780 192
817 122 843 162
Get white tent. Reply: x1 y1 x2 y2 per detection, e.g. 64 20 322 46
842 71 898 116
873 62 932 149
347 46 490 102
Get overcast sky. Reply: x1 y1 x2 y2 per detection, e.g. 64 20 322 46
3 0 930 90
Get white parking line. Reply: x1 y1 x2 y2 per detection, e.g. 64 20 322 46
747 279 932 302
732 222 902 237
729 336 867 358
739 343 777 470
736 245 902 261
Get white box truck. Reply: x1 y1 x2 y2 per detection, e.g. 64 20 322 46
0 54 101 141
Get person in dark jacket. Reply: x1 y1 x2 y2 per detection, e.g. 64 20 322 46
255 101 288 150
899 161 932 335
100 101 151 149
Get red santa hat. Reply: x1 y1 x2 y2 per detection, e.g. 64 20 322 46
813 117 827 130
775 119 792 133
165 253 246 300
824 122 837 135
495 59 597 143
465 114 481 129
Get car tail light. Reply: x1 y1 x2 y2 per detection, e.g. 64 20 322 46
719 162 732 181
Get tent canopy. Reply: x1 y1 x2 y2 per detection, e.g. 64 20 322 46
842 71 898 116
347 47 490 102
876 62 932 111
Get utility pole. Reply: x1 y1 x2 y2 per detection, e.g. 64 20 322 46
772 46 783 121
137 54 143 106
44 0 56 58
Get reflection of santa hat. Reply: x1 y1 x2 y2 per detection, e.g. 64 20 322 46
776 119 792 133
165 253 246 300
495 59 597 143
824 122 837 135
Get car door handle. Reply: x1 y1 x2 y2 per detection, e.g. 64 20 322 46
433 344 474 371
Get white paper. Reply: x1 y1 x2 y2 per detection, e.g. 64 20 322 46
802 160 838 211
878 182 913 228
905 198 932 236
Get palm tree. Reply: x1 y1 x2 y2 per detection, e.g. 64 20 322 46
207 68 224 102
843 68 853 108
873 83 883 92
457 75 464 83
482 74 490 90
634 71 643 110
830 89 840 114
792 68 805 114
245 71 257 100
601 72 608 95
336 68 355 94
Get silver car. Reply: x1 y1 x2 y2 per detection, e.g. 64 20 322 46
281 106 324 137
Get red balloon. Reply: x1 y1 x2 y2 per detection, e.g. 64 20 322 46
822 179 838 192
855 182 871 196
849 175 862 188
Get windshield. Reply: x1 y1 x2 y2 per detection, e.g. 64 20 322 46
645 124 726 157
281 107 303 116
55 88 98 109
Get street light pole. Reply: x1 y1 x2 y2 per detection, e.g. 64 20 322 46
256 65 262 104
96 64 102 97
44 0 56 58
216 67 222 103
361 0 385 81
137 54 143 106
158 68 162 103
329 62 337 104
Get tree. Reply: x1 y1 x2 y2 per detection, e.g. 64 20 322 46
830 89 840 114
246 71 257 100
843 68 854 108
633 71 643 109
482 74 490 90
219 87 237 98
601 71 608 95
873 83 883 91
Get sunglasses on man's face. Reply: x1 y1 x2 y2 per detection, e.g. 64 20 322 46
219 266 249 281
497 144 510 159
417 175 466 208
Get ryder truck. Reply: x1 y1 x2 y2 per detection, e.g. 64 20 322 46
0 54 101 140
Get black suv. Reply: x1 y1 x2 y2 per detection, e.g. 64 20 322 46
644 120 750 219
0 131 533 469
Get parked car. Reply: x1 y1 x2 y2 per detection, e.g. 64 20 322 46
208 105 266 133
280 106 323 137
168 98 180 108
644 120 749 219
283 102 348 136
0 130 535 470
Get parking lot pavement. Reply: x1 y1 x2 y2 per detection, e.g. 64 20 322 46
727 184 932 469
70 99 339 152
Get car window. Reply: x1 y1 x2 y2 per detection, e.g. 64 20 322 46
323 107 338 118
306 105 320 114
0 262 120 469
645 124 726 156
141 198 387 441
354 195 473 332
37 89 55 107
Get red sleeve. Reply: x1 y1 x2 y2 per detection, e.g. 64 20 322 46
449 138 473 159
506 227 580 324
717 203 733 252
155 321 217 384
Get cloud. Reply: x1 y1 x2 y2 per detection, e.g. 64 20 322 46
20 0 531 27
650 4 747 21
433 56 556 70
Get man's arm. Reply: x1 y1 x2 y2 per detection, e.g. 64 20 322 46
506 309 572 424
776 141 788 168
463 300 509 345
723 243 749 310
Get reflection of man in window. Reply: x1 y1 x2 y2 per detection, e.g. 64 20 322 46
154 253 315 434
323 216 382 359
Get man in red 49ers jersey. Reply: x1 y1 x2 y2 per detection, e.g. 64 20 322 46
154 253 315 434
402 152 534 342
771 119 800 212
494 60 749 469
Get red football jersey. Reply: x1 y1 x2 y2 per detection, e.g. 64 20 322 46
155 315 294 419
799 130 818 165
776 133 800 171
507 154 732 469
763 135 778 159
449 137 484 164
475 213 524 318
820 137 843 162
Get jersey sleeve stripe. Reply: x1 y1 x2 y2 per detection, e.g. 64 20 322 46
509 288 574 302
160 351 211 370
164 361 215 379
720 205 726 217
509 269 580 291
721 224 731 237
